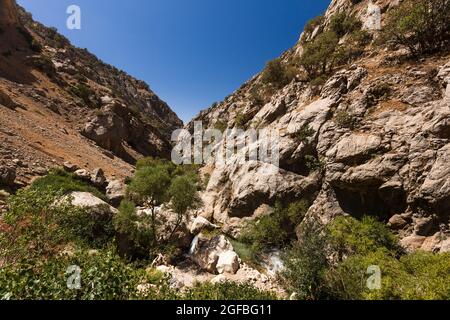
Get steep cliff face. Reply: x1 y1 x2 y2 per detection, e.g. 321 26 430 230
190 0 450 252
0 0 19 27
0 1 182 185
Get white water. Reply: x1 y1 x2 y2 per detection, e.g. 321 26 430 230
261 250 285 276
188 234 200 255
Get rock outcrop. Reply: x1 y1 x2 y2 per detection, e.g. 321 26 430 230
188 0 450 251
0 0 182 185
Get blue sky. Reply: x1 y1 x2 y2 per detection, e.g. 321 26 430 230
17 0 330 122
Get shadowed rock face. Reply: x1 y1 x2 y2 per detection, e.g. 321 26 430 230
0 0 19 27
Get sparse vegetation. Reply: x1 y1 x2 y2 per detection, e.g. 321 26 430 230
261 58 297 89
380 0 450 56
334 109 358 129
69 83 100 109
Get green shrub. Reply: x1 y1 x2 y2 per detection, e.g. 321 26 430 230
329 12 362 38
380 0 450 55
69 84 99 108
334 109 357 129
293 125 314 143
328 216 401 257
303 15 324 36
0 249 145 300
300 31 339 78
0 188 114 264
30 169 105 199
234 112 251 129
113 200 156 259
240 200 309 260
183 282 277 300
214 120 228 133
324 250 450 300
281 218 330 300
261 58 297 89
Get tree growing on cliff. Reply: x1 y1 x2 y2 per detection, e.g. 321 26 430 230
381 0 450 56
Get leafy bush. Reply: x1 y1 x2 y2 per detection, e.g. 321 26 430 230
281 218 330 300
0 249 145 300
303 15 324 36
328 216 401 257
324 250 450 300
334 109 357 129
183 282 277 300
380 0 450 55
293 125 314 143
329 13 362 38
69 84 99 108
240 200 309 260
0 188 114 265
113 200 156 259
300 31 340 78
30 169 105 199
261 58 297 89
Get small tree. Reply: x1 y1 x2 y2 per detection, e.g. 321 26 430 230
127 165 171 245
166 175 201 243
381 0 450 56
300 31 340 78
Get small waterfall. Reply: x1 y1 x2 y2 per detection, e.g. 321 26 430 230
261 250 285 276
188 234 200 255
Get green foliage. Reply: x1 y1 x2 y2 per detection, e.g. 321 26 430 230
303 155 324 172
300 31 340 78
183 282 277 300
30 169 105 199
334 109 357 129
325 250 450 300
303 15 324 36
69 84 99 108
380 0 450 55
234 112 251 129
329 13 362 38
240 200 309 260
282 218 330 300
0 188 114 265
261 58 297 89
214 120 228 133
328 216 401 257
282 215 450 300
113 200 156 259
128 166 171 206
293 125 314 143
0 249 145 300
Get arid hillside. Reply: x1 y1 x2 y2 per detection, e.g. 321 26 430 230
0 0 182 187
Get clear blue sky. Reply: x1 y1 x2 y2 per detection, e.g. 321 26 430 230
17 0 330 122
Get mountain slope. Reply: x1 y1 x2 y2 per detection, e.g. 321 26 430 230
0 0 182 186
190 0 450 252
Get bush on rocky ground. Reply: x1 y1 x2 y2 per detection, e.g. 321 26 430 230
239 200 309 261
380 0 450 56
281 216 450 300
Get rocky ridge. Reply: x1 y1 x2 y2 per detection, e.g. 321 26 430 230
0 0 182 188
188 0 450 253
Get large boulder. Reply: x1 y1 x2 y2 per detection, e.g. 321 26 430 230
106 179 126 207
63 191 118 216
0 166 16 188
216 251 240 275
190 216 218 235
190 234 235 274
0 89 18 110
